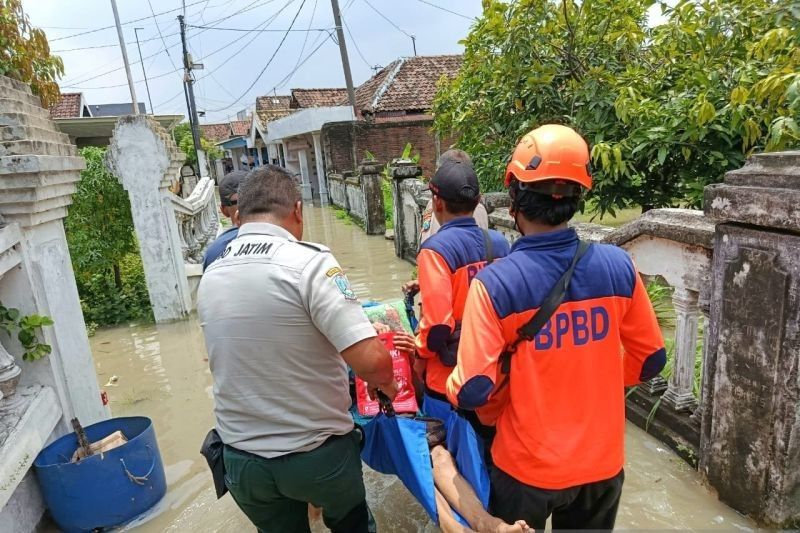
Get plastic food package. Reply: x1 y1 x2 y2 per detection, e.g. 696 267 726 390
355 332 418 416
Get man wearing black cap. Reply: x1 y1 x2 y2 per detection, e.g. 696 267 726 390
414 159 510 444
203 170 248 271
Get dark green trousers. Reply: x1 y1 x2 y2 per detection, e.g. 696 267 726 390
223 431 371 533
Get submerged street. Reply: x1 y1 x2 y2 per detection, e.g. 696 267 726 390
91 206 754 532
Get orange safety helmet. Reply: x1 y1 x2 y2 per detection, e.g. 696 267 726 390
504 124 592 191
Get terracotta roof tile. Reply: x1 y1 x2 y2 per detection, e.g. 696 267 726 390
255 95 292 124
291 88 348 108
345 55 462 116
49 92 83 119
200 123 232 143
230 119 251 137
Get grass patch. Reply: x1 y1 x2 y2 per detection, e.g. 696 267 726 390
331 205 365 229
573 206 642 228
382 178 394 230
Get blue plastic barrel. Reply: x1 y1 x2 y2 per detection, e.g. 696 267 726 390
33 416 166 532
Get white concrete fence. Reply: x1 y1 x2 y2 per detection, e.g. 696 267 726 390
0 75 107 532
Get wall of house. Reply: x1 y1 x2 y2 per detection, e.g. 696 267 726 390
322 120 456 178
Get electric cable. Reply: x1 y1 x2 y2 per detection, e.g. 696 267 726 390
413 0 473 21
205 0 308 112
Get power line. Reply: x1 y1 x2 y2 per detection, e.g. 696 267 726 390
147 0 181 75
413 0 473 21
186 24 331 32
206 0 308 112
362 0 412 37
341 15 371 69
61 68 182 90
61 0 276 87
49 0 208 41
273 32 332 90
274 0 353 90
290 0 318 72
153 0 294 109
52 0 274 52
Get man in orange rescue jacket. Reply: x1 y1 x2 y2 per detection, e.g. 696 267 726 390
415 158 510 440
447 125 666 530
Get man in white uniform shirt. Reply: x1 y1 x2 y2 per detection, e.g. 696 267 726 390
198 165 397 532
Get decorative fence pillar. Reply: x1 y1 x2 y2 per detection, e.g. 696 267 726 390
701 152 800 528
106 115 192 323
358 160 385 236
662 288 700 412
0 74 106 531
389 161 424 262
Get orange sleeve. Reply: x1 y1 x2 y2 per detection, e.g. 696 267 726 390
621 272 667 386
415 248 455 360
446 279 506 410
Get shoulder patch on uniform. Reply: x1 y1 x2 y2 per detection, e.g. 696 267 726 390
297 241 330 253
330 270 357 300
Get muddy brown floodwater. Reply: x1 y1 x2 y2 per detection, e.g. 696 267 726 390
90 206 755 532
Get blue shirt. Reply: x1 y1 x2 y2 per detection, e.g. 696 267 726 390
203 226 238 271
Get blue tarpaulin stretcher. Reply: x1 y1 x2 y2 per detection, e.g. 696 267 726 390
357 301 490 525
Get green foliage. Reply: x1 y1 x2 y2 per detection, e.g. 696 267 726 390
66 147 152 328
67 147 136 276
364 150 377 161
434 0 800 214
399 142 420 163
0 0 63 107
173 122 224 167
382 178 394 229
0 303 53 361
77 254 153 327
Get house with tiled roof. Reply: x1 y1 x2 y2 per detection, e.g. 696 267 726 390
48 92 181 147
250 89 353 200
199 123 231 144
253 54 463 201
291 88 349 109
49 92 92 119
323 54 463 176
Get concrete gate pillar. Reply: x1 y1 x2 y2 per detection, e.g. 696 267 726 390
106 115 192 323
312 132 328 205
389 161 424 262
298 149 313 201
359 160 385 236
701 151 800 528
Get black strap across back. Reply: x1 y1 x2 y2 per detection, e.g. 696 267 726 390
499 239 591 376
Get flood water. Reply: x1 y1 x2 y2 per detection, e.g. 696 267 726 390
90 205 755 531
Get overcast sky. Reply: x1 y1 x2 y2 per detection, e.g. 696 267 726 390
24 1 668 124
23 0 484 123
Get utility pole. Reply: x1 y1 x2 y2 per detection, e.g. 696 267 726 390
110 0 139 114
411 35 417 56
133 28 154 114
178 14 203 163
330 0 357 113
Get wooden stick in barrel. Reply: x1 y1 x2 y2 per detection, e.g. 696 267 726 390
71 417 93 458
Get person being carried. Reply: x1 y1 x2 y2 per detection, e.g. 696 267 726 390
374 325 529 533
415 157 510 443
198 166 397 533
448 125 666 531
202 170 248 271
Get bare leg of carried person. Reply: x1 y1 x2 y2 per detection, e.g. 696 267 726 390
431 446 530 533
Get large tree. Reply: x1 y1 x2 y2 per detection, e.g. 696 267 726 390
0 0 62 107
433 0 800 214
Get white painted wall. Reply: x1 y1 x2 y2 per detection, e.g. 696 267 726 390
266 106 354 142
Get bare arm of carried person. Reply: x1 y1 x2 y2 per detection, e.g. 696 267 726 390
341 337 399 401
